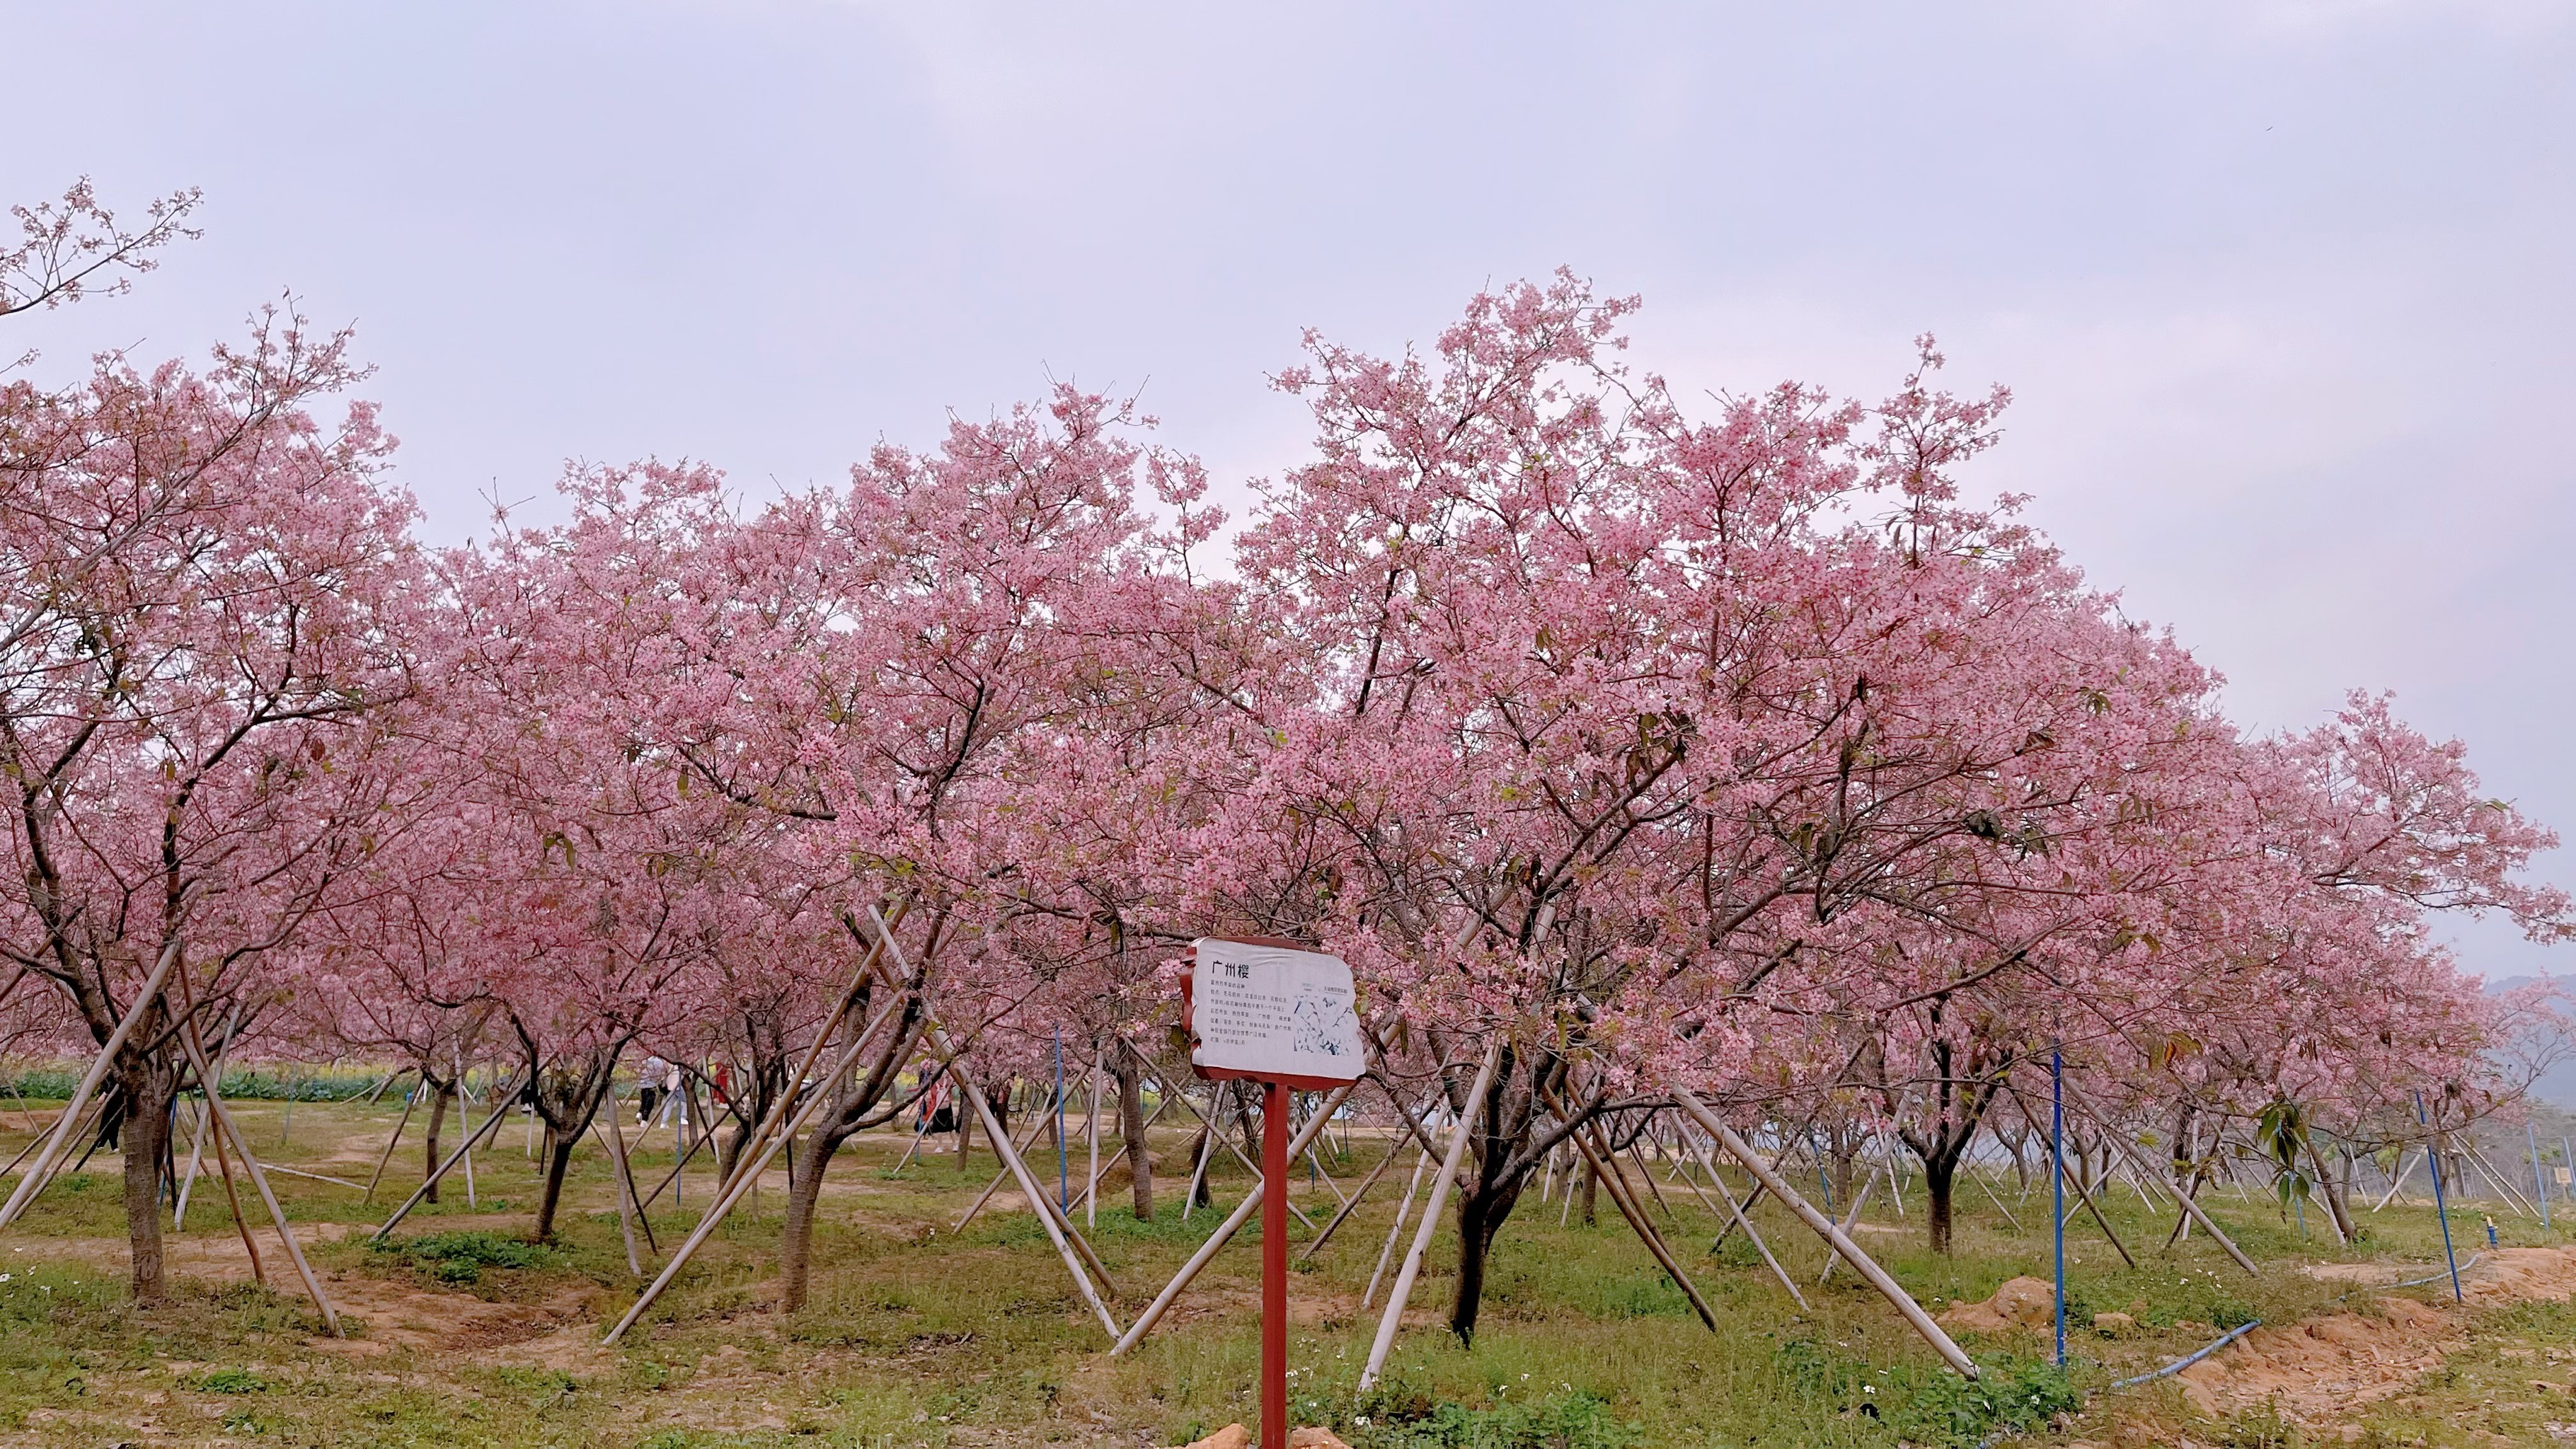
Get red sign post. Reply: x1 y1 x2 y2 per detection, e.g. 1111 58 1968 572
1181 937 1367 1449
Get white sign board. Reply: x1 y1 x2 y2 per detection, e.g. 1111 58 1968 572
1189 938 1366 1083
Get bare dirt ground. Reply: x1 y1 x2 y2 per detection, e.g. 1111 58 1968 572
2173 1248 2576 1429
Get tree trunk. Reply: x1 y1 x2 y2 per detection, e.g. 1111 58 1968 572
2309 1138 2357 1244
116 1054 176 1303
534 1133 577 1242
523 1049 619 1243
1924 1153 1957 1254
1114 1055 1152 1220
781 1121 856 1312
1186 1122 1212 1206
1447 1169 1527 1344
1577 1158 1597 1225
422 1078 453 1205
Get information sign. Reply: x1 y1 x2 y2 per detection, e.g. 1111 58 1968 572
1178 936 1364 1449
1184 937 1364 1087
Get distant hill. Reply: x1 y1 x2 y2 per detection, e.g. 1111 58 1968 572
2488 976 2576 1109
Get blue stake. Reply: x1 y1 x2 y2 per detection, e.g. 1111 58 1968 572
2052 1048 2067 1368
2415 1091 2463 1303
2530 1123 2551 1232
1054 1029 1067 1211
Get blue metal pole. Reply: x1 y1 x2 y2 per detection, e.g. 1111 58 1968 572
2052 1048 2066 1368
1054 1029 1067 1211
2530 1123 2551 1232
2416 1091 2462 1303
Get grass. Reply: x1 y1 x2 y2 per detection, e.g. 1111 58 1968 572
0 1093 2568 1446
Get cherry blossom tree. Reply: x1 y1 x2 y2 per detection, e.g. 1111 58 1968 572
0 250 425 1294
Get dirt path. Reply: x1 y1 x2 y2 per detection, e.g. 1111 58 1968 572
11 1225 597 1358
2173 1247 2576 1427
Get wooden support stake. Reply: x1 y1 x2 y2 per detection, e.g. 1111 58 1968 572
604 1004 913 1345
1134 1057 1319 1231
1817 1169 1879 1284
0 940 183 1231
173 996 341 1336
1296 1131 1408 1264
2372 1150 2416 1212
604 1095 657 1255
2066 1101 2256 1278
362 1077 422 1203
1366 1143 1432 1308
955 1104 1059 1231
1359 1043 1502 1391
372 1067 530 1241
1106 1083 1354 1357
1696 1142 1805 1310
1556 1102 1715 1331
1675 1090 1976 1379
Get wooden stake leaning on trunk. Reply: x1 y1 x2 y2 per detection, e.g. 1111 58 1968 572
1062 1092 1179 1218
1693 1141 1805 1310
955 1102 1061 1231
1878 1131 1909 1219
1816 1169 1880 1285
939 1031 1124 1341
1970 1162 2027 1232
1367 1142 1432 1307
2001 1086 2136 1269
170 976 343 1337
635 1092 716 1214
1674 1090 1977 1379
2059 1095 2256 1278
587 1119 645 1276
1550 1095 1716 1332
904 1053 1121 1292
851 908 1123 1343
2373 1150 2417 1211
1663 1136 1727 1220
1085 1053 1102 1230
1624 1136 1680 1224
604 1000 911 1346
1182 1091 1221 1223
1296 1125 1410 1264
2466 1144 2540 1219
0 938 184 1232
362 1070 422 1203
176 1003 244 1227
201 1082 267 1286
371 1066 532 1241
1358 1041 1504 1392
603 1096 657 1254
714 899 918 1208
1106 1082 1356 1357
0 1101 94 1180
1130 1056 1319 1232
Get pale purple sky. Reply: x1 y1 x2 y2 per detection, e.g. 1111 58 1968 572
6 2 2569 974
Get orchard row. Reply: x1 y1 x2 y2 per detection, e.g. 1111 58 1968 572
0 185 2564 1343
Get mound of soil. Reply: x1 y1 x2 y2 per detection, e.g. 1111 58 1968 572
2177 1247 2576 1425
1937 1274 2057 1333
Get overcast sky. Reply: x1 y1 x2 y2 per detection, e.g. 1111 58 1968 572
6 1 2568 974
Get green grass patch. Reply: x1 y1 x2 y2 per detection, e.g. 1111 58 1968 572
370 1228 553 1283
